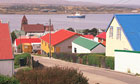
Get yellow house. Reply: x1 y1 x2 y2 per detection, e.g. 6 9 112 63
22 43 32 53
106 14 140 56
40 29 80 55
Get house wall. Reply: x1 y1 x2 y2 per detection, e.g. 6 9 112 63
91 44 105 53
41 40 54 54
54 35 79 53
115 50 140 74
22 43 32 53
94 37 98 42
31 43 41 51
0 60 14 77
72 42 91 53
106 18 132 56
98 38 106 46
26 33 44 37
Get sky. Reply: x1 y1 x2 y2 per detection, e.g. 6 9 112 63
67 0 140 5
0 0 140 6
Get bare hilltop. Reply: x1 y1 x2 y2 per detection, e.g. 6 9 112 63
0 0 140 14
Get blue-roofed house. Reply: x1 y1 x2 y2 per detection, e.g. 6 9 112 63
106 14 140 56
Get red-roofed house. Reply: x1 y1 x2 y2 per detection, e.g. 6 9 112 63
21 15 54 36
14 37 41 53
0 21 14 76
83 35 94 40
40 29 80 54
94 32 106 46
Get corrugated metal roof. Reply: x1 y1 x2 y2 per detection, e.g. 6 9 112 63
115 14 140 51
96 32 106 39
0 22 14 60
15 38 41 46
83 35 94 39
40 29 78 46
73 37 100 50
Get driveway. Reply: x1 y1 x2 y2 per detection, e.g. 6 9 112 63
33 56 140 84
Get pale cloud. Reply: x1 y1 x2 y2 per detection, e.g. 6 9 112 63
67 0 140 5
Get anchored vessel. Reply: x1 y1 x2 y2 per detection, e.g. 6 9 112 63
67 12 85 18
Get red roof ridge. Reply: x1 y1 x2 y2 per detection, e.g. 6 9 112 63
96 32 106 39
40 29 79 46
15 38 41 46
0 22 14 60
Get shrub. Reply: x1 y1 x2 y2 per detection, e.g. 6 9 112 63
14 53 31 67
15 67 88 84
53 53 78 62
105 56 114 69
53 53 114 70
0 75 19 84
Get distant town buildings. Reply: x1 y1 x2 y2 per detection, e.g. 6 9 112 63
83 35 94 40
14 36 41 53
21 15 54 36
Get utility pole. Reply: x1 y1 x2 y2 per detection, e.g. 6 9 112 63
19 32 22 53
49 19 51 58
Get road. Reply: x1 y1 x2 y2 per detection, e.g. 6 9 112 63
33 56 140 84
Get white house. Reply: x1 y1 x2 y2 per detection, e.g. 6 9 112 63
106 14 140 56
72 37 105 53
0 21 14 77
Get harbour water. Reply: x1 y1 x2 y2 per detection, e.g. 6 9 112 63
0 14 113 32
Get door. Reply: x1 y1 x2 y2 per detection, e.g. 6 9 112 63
56 47 60 53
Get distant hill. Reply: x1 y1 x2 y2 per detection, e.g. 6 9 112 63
0 0 101 6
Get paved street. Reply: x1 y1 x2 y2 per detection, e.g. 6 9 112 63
33 56 140 84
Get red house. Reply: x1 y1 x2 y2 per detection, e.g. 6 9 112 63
96 32 106 46
83 35 94 40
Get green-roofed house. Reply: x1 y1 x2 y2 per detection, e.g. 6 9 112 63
72 37 105 53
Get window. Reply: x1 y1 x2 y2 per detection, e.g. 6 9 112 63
24 45 28 48
117 27 121 40
68 46 72 49
109 26 113 38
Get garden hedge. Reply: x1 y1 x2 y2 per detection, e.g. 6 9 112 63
53 53 114 70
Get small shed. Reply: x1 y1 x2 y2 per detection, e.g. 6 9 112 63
72 37 105 53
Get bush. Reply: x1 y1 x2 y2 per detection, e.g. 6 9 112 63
0 75 19 84
105 56 114 69
15 67 88 84
14 53 31 67
53 53 114 70
53 53 78 62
